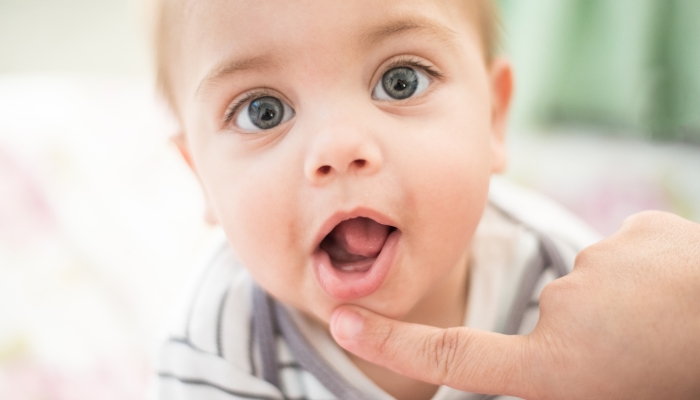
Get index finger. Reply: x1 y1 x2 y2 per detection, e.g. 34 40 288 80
330 306 535 398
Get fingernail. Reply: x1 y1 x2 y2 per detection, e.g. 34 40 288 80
333 309 364 339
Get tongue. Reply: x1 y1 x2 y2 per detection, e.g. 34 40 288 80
320 217 391 263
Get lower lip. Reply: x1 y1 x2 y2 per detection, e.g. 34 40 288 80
313 229 401 301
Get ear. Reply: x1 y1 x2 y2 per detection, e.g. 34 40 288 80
488 57 514 174
171 133 219 226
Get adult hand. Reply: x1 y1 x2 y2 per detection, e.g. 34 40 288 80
330 211 700 399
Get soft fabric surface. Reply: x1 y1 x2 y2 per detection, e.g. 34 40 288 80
0 75 216 399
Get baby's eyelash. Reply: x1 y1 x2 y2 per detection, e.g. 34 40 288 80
223 89 273 125
385 57 444 79
223 59 440 125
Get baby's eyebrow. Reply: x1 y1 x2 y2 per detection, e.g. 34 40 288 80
195 17 457 100
195 53 279 99
359 16 458 51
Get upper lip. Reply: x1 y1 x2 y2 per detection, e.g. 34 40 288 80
312 206 398 253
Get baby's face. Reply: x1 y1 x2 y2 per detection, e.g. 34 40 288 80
173 0 510 324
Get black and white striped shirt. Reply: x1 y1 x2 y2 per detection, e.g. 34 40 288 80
155 179 599 400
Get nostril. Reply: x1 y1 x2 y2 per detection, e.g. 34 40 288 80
312 159 369 178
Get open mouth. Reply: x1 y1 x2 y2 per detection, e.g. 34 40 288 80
319 217 397 273
313 215 401 301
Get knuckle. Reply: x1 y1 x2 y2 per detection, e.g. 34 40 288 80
538 282 557 311
375 323 396 356
621 210 649 227
539 277 574 312
573 245 593 268
620 210 669 231
574 238 614 271
575 235 614 270
425 328 466 383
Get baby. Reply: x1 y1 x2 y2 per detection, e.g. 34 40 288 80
152 1 598 399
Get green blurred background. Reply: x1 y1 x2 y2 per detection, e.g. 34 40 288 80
501 0 700 143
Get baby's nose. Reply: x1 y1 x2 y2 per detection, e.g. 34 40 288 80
303 126 383 184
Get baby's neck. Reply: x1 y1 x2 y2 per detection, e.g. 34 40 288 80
346 253 472 400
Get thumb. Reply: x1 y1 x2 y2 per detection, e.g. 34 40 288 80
330 305 535 398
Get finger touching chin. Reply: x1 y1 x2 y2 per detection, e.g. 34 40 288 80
330 306 366 345
329 305 402 365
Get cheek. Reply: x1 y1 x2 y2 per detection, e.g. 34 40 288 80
403 103 493 234
201 147 306 292
390 101 493 291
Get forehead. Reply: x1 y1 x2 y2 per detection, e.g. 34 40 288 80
171 0 482 105
179 0 478 45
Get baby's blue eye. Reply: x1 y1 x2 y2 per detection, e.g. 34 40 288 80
373 67 430 101
235 96 294 132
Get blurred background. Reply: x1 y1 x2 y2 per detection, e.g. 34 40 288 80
1 0 699 398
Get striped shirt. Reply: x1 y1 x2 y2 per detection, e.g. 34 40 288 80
155 179 599 400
